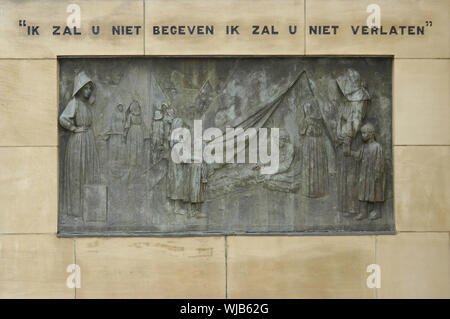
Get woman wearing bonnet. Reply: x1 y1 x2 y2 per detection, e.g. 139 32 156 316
59 71 100 219
335 68 371 217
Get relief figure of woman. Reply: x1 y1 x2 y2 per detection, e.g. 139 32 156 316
300 100 328 198
124 100 146 168
335 68 370 216
59 71 100 219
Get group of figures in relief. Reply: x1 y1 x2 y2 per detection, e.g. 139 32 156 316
59 71 208 221
59 68 386 225
298 68 385 220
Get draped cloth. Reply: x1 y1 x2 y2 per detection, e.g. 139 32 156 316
205 70 334 172
206 71 316 156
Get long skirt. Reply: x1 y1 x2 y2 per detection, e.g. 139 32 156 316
126 125 144 167
189 164 206 203
336 145 359 214
166 162 189 201
62 129 100 217
107 134 125 162
301 136 328 198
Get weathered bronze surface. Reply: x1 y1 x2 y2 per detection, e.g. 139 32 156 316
58 57 394 236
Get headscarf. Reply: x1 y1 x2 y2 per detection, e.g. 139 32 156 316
336 68 370 102
72 71 95 97
154 103 164 120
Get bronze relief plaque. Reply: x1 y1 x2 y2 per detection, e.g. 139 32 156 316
58 57 394 236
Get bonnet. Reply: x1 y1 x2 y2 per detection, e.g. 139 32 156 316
72 71 95 97
336 68 370 101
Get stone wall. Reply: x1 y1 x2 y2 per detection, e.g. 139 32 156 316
0 0 448 298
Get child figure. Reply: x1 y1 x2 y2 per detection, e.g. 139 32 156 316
350 123 385 220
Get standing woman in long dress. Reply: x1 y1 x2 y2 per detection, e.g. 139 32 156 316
300 99 328 198
151 103 165 164
335 68 370 217
166 117 189 214
104 103 125 162
59 71 100 219
123 100 146 168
